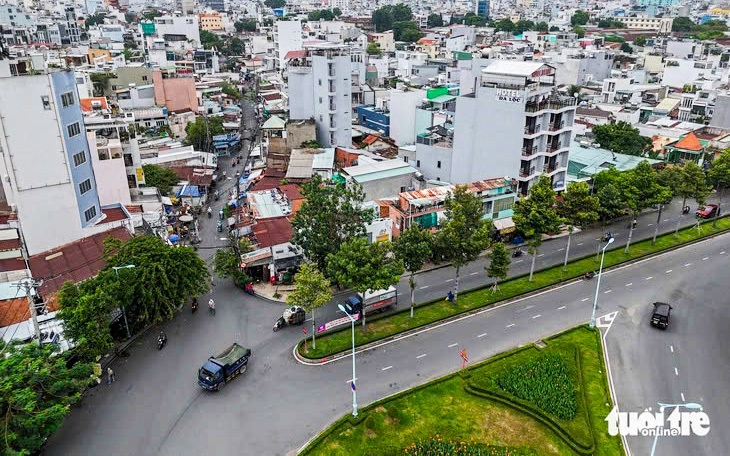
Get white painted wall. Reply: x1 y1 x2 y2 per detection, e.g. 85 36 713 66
87 132 132 206
154 16 201 46
389 88 426 146
276 20 303 69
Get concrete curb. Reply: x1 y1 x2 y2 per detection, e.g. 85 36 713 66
295 224 730 365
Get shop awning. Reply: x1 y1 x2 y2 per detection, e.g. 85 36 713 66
493 217 516 233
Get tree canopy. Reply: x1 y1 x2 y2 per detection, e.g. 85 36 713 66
85 13 106 28
326 238 404 293
372 4 413 32
633 35 647 46
184 116 225 151
592 121 652 156
235 19 257 32
291 175 373 272
367 42 382 55
213 238 252 288
308 9 339 21
708 149 730 187
57 281 115 362
558 181 600 229
486 242 510 292
394 224 433 316
427 13 444 28
598 18 625 28
464 13 487 27
264 0 286 8
573 25 586 38
200 30 222 49
571 10 590 26
672 16 695 32
142 164 180 196
660 162 711 207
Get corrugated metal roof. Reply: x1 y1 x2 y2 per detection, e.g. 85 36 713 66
483 60 549 77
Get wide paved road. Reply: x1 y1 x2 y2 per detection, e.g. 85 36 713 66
44 231 730 455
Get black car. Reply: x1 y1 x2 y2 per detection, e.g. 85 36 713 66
650 302 672 329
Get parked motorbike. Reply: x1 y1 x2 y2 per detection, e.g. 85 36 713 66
682 205 691 215
584 271 596 280
512 248 523 258
244 283 254 296
214 190 220 201
191 298 199 314
157 333 167 350
217 220 223 232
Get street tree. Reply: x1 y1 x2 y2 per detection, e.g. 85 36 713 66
141 164 180 196
213 238 252 288
427 13 444 28
592 121 652 156
486 242 510 293
235 19 257 32
104 236 209 326
57 280 115 362
0 343 93 455
634 35 647 46
557 181 600 270
291 174 373 272
597 183 626 221
366 42 382 55
535 21 549 31
571 10 590 26
620 160 672 252
287 263 332 349
661 162 711 235
393 224 433 317
513 174 562 281
184 116 225 151
437 186 491 302
495 18 515 32
708 148 730 226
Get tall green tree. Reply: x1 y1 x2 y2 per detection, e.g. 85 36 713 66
661 162 711 235
620 161 671 252
633 35 647 46
464 12 487 27
235 19 257 32
437 186 491 302
326 238 403 326
367 42 382 55
592 121 652 156
264 0 286 8
57 280 115 362
85 13 106 28
213 238 252 288
557 181 600 270
286 263 332 349
427 13 444 28
486 242 510 293
142 164 180 196
495 18 515 32
184 116 225 151
597 182 625 221
671 17 695 32
372 4 413 32
571 10 590 26
0 344 93 455
513 175 562 281
291 175 373 272
200 30 222 49
708 149 730 226
394 225 433 317
104 236 209 326
535 21 549 32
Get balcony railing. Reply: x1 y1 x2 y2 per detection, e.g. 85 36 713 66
547 142 562 153
525 98 577 113
519 166 536 177
524 124 541 134
549 121 565 131
521 146 538 156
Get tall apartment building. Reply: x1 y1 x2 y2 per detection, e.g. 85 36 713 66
475 0 489 19
0 67 103 255
176 0 195 14
287 44 352 148
274 19 302 70
451 61 576 195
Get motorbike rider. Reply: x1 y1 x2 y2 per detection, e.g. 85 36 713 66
208 298 216 315
158 331 167 345
207 207 212 218
191 297 199 310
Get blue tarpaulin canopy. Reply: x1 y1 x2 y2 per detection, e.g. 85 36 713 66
177 185 201 197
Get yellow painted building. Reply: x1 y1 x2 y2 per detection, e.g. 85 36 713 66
199 13 223 31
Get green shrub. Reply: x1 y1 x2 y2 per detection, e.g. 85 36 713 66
364 414 376 431
494 354 577 420
403 439 537 455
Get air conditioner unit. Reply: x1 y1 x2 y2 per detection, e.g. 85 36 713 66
91 100 102 109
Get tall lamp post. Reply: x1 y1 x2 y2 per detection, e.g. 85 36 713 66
650 402 703 456
338 303 358 418
589 237 614 329
112 265 135 339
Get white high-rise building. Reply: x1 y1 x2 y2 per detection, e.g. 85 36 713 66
451 61 577 195
287 44 352 148
274 19 302 70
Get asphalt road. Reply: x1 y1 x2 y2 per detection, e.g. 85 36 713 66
44 231 730 456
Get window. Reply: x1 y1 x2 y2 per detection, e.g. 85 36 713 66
403 156 408 162
79 179 92 194
84 206 97 222
437 160 441 169
67 122 81 137
61 92 75 107
41 95 51 110
319 97 322 104
72 151 86 167
416 160 421 167
318 79 322 86
142 75 148 81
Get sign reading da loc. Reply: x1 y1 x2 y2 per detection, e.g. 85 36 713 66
496 89 523 103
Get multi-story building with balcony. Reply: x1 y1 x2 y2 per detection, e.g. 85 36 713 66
287 44 352 147
451 61 576 195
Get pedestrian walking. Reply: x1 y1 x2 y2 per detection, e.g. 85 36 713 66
208 298 216 315
107 367 115 384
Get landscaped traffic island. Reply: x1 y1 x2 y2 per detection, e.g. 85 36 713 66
299 216 730 359
300 326 623 456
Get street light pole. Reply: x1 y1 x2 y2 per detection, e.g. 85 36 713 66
112 265 135 339
589 237 614 329
650 402 703 456
338 304 358 418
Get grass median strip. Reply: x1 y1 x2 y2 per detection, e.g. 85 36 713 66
301 217 730 359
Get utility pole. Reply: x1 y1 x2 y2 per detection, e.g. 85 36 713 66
17 278 44 345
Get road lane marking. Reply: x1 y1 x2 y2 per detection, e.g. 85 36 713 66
419 285 430 289
477 333 487 338
674 367 679 376
516 305 534 313
515 259 523 263
506 323 515 328
445 279 454 282
557 305 566 310
663 219 669 222
558 248 565 251
448 343 458 348
577 242 584 246
665 270 673 273
681 392 686 401
626 283 633 287
345 377 358 383
645 276 653 280
604 289 612 294
381 366 393 371
470 272 479 275
721 251 727 255
684 263 692 267
532 314 541 319
416 353 427 359
581 298 590 302
702 257 709 261
537 254 544 257
647 223 653 227
670 345 674 353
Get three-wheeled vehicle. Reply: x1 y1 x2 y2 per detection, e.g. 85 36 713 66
273 306 306 332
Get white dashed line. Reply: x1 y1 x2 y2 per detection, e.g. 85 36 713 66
647 223 653 227
557 305 566 310
670 345 674 353
577 242 584 246
506 323 515 328
345 377 358 383
416 354 427 359
558 248 565 251
702 257 709 261
381 366 393 371
448 343 458 348
663 219 670 222
645 276 654 280
477 333 487 338
419 285 430 290
665 270 673 273
581 298 590 302
684 263 692 267
604 289 612 294
445 279 454 282
674 367 679 376
721 251 727 255
515 259 523 263
537 254 545 257
532 314 542 319
626 283 633 287
470 272 479 275
681 392 686 401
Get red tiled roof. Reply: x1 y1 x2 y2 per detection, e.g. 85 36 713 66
101 207 129 223
363 135 379 145
279 184 305 201
0 296 61 329
0 257 25 273
125 204 144 213
261 92 282 101
284 50 307 60
80 97 109 113
673 132 703 151
253 216 293 248
0 238 20 251
170 166 214 187
28 226 132 296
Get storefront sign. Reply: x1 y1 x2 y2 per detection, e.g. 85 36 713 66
317 313 361 333
496 89 522 103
